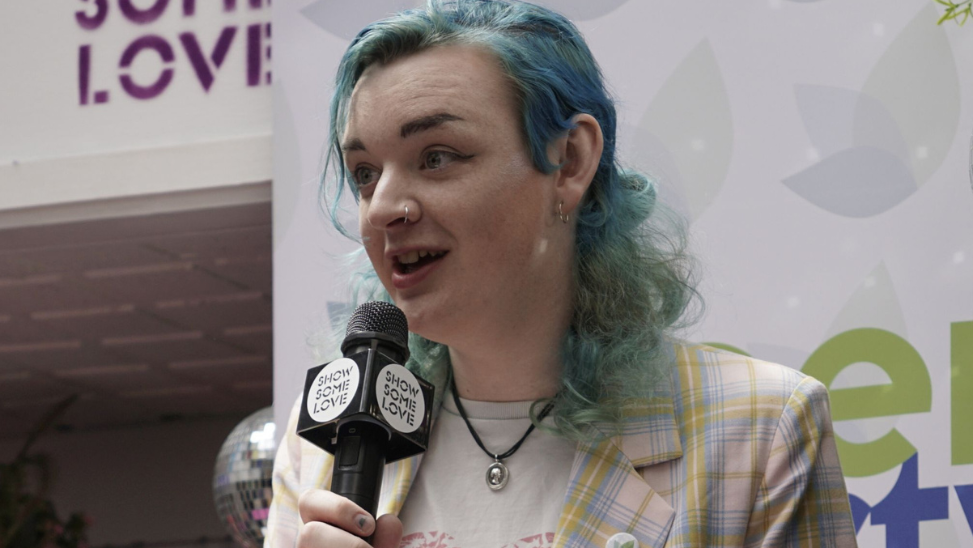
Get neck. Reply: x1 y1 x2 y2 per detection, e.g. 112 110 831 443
449 346 561 402
431 227 577 403
447 299 570 403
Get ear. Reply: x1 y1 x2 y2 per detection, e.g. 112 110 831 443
552 113 604 217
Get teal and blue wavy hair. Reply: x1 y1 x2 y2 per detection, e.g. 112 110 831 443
324 0 699 440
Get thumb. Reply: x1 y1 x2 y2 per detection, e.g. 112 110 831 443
371 513 404 548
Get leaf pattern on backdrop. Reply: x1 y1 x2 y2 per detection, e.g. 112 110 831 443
785 5 960 217
825 262 908 340
858 4 960 186
782 146 916 218
630 40 734 223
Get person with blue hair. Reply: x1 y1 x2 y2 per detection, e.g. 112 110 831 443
267 1 857 547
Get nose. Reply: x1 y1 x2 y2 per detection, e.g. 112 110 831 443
363 168 414 230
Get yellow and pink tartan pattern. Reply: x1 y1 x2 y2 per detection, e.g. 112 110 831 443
266 343 857 548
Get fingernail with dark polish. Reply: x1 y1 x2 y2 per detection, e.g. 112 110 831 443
357 514 369 531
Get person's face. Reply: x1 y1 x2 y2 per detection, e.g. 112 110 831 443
342 45 571 344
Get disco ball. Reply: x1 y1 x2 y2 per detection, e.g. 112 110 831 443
213 407 277 548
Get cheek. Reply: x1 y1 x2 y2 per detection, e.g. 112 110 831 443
358 200 369 233
358 202 378 244
491 178 552 236
473 196 551 271
358 211 385 271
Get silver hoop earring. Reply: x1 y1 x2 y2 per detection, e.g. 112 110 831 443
558 201 569 224
404 205 409 224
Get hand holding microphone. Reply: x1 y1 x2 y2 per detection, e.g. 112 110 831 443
295 302 434 545
296 489 402 548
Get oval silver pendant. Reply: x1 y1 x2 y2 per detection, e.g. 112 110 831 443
485 460 509 491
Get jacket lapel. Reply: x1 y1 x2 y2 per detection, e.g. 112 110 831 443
554 391 683 548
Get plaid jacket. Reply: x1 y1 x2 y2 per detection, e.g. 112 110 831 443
266 343 858 547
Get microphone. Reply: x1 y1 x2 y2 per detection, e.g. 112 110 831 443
297 301 434 523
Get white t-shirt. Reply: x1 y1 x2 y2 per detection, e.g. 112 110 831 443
398 390 576 548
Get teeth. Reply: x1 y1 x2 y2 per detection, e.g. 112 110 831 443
397 250 444 265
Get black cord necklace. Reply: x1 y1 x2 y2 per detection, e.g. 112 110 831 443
450 379 555 491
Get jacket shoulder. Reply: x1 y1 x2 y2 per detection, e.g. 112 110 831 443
666 341 833 457
669 341 815 407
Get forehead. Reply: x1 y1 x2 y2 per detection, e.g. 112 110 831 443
344 45 519 140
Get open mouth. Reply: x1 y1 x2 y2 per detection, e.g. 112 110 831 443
394 250 447 275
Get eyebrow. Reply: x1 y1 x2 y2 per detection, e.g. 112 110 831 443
400 112 464 138
341 112 464 153
341 138 366 153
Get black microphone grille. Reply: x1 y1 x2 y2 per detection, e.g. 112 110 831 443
345 301 409 345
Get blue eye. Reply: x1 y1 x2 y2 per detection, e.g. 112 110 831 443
424 151 449 170
353 166 379 187
422 150 470 171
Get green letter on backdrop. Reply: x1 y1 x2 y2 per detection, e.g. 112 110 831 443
954 321 973 465
803 328 931 477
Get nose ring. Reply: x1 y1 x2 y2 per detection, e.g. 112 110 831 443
404 205 409 224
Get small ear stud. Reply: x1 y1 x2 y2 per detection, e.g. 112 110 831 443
558 201 569 223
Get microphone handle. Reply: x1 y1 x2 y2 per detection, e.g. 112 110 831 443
332 420 389 537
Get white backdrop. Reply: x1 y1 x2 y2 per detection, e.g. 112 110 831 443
272 2 973 546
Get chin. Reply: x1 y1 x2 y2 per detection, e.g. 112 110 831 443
393 299 451 346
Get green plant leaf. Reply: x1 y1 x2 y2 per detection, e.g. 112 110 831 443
935 0 973 25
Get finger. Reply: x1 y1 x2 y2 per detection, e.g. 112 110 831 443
298 489 375 537
298 520 371 548
371 513 404 548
